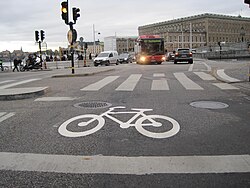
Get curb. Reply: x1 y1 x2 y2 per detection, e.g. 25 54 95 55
0 87 49 101
51 68 115 78
211 67 243 83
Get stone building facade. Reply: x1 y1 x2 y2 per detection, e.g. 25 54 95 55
138 13 250 52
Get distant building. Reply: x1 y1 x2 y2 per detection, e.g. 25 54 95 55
104 36 138 54
138 13 250 52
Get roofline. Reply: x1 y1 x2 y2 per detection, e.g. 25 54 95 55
139 13 250 29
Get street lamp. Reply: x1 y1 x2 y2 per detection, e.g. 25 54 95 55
93 24 100 55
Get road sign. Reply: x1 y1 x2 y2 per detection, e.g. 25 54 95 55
67 29 77 44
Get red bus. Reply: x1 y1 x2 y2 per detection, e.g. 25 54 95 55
135 35 166 64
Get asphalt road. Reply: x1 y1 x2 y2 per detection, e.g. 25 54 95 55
0 60 249 187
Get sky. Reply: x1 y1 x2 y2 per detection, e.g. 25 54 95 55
0 0 249 52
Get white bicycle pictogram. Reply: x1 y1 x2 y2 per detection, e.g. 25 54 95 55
58 106 180 139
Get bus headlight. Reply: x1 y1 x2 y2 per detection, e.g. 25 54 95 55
162 56 166 61
140 56 146 62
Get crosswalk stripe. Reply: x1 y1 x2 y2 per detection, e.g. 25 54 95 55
0 80 15 85
153 73 165 77
0 152 249 174
212 83 239 90
115 74 142 91
174 73 204 90
35 97 77 102
81 76 119 91
0 112 15 123
0 79 41 89
151 79 169 90
194 72 216 81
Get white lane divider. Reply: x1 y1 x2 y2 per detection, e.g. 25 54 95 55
217 69 241 83
0 79 41 89
0 112 15 123
0 152 249 174
0 80 15 85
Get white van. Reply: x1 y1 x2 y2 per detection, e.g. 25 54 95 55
93 51 119 66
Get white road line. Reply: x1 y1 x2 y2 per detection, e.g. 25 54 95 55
213 83 239 90
0 112 7 117
0 152 249 174
0 112 15 123
194 72 216 81
116 74 142 91
151 79 169 90
153 73 165 77
0 80 15 85
35 97 77 102
81 76 119 91
217 69 241 82
174 73 204 90
0 79 41 89
201 62 211 72
188 64 194 72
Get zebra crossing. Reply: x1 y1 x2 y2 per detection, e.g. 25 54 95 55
80 72 239 92
0 112 15 123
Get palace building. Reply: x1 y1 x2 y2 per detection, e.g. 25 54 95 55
138 13 250 52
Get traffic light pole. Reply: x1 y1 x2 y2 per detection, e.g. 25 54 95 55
39 41 42 66
69 23 75 74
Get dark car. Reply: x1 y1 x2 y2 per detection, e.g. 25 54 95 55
174 48 193 64
117 53 133 64
166 52 175 61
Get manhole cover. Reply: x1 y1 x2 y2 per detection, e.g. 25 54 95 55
190 101 229 109
74 101 112 109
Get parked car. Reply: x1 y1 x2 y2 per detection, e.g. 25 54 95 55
93 51 119 66
174 48 193 64
166 52 175 61
117 53 133 63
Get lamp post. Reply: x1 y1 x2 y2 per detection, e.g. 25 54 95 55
93 24 100 55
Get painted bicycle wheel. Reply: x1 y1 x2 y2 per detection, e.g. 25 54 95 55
58 114 105 137
135 115 180 139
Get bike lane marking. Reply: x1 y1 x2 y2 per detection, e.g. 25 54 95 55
0 152 249 174
81 76 119 91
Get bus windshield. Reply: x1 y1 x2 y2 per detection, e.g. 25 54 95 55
141 39 164 55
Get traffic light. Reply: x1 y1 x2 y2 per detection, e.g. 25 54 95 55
40 30 45 42
73 7 80 23
61 1 68 24
35 31 39 42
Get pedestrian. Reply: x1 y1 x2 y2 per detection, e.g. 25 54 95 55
0 59 3 71
89 53 92 60
13 58 19 72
